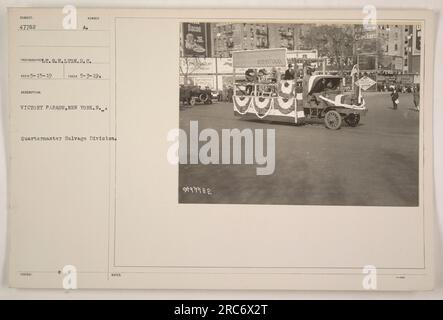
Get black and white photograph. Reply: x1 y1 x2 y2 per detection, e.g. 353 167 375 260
178 22 422 206
3 4 438 296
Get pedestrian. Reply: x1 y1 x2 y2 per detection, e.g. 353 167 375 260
391 88 399 110
284 63 295 80
413 84 420 111
227 85 234 102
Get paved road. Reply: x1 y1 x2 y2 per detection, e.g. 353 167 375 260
179 92 419 206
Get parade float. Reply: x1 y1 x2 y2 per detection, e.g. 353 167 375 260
232 48 368 129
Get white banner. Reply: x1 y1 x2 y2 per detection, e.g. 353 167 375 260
232 48 287 68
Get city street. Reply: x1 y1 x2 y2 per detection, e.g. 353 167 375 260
179 92 419 206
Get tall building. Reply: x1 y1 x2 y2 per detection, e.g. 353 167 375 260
268 24 295 50
379 25 404 56
404 25 421 74
212 23 269 57
354 24 420 75
211 23 316 57
376 24 420 74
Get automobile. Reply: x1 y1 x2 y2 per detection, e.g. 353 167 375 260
179 85 213 106
303 75 367 129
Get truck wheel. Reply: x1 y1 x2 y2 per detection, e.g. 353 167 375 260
324 110 342 130
344 114 360 127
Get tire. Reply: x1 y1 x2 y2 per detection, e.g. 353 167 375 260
344 113 360 127
324 110 342 130
199 93 209 104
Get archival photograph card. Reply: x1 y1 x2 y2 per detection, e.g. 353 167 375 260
7 7 435 290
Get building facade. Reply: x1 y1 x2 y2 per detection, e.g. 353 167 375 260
268 24 295 50
211 23 313 57
212 23 269 57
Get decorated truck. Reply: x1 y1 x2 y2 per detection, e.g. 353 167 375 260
231 48 367 129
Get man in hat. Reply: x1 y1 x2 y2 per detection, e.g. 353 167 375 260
284 63 295 80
